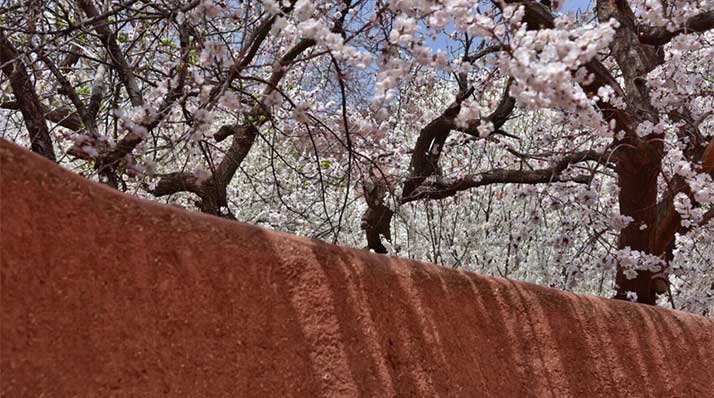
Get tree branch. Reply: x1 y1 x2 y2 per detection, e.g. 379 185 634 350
148 171 202 197
403 150 603 202
638 10 714 46
457 79 516 137
654 138 714 256
77 0 143 107
361 170 393 254
151 37 316 216
0 30 56 161
0 101 83 131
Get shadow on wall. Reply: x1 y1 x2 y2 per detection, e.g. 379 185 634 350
1 138 713 397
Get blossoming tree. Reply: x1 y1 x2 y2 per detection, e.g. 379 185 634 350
1 0 712 312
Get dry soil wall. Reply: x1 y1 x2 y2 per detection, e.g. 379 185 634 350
2 139 713 397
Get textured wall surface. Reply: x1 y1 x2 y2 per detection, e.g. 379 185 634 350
2 139 713 397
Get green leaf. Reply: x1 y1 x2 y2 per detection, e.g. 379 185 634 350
188 51 200 65
76 84 90 96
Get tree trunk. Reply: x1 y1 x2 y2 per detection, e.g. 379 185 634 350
614 142 662 304
597 0 664 304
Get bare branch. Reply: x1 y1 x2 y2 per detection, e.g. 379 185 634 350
35 49 94 132
463 44 507 64
76 0 143 107
214 38 316 143
0 101 83 131
403 151 604 202
0 31 56 161
148 172 202 197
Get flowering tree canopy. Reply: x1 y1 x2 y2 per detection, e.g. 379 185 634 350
1 0 713 313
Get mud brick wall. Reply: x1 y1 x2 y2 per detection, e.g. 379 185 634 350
2 139 713 397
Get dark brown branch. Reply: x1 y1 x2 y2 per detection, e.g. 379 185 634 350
149 171 202 197
457 79 516 137
77 0 143 107
402 86 475 198
403 151 603 202
507 0 628 123
369 42 516 251
0 101 83 131
227 15 279 81
214 38 316 143
213 123 259 189
595 0 667 305
91 25 191 181
0 31 56 161
654 138 714 257
638 10 714 46
703 137 714 175
361 171 393 254
151 38 315 216
463 44 507 64
35 50 94 132
405 171 591 202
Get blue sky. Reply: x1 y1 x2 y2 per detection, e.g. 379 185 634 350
420 0 597 54
561 0 595 15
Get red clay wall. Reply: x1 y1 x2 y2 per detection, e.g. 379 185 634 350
1 139 713 397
